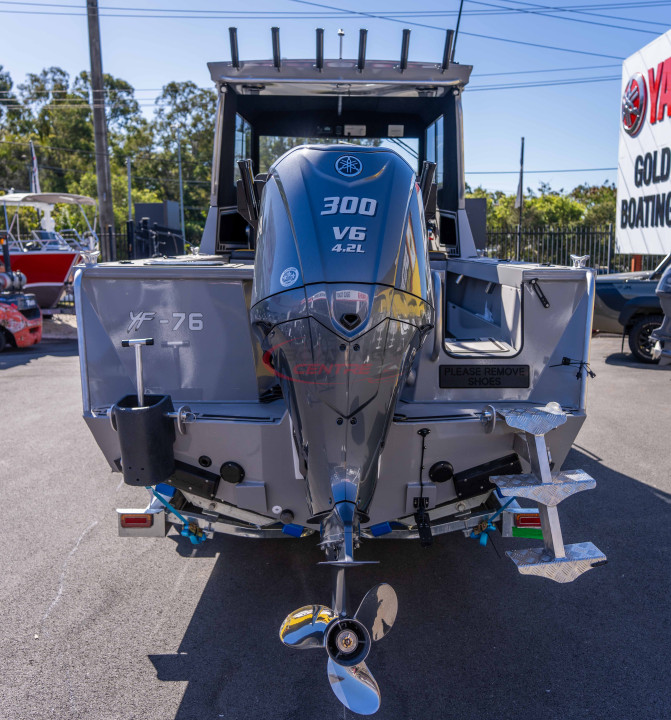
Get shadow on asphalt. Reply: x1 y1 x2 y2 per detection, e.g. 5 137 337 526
0 339 78 369
148 448 671 720
603 350 669 370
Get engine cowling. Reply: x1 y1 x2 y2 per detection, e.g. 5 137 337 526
250 145 434 517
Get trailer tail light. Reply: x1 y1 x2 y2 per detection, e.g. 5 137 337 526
515 513 542 528
120 513 153 529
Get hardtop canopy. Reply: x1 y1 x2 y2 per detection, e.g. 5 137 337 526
208 59 472 97
1 192 97 210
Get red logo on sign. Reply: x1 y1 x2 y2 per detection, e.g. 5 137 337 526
622 73 647 137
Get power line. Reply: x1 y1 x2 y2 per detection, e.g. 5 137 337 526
474 63 619 77
287 0 625 60
0 140 212 169
1 0 668 16
466 167 616 174
482 0 669 28
469 74 620 91
0 1 633 59
466 0 660 33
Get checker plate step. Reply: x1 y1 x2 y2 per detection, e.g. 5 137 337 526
491 469 595 506
506 542 607 583
497 407 567 436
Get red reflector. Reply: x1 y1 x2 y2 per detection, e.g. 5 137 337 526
120 514 153 528
515 513 541 528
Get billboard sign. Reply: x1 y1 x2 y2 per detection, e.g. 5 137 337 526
616 31 671 255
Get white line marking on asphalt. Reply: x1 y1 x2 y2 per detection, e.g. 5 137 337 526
41 520 98 624
116 477 124 492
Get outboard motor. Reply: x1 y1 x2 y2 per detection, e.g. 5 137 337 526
251 145 434 536
252 145 434 713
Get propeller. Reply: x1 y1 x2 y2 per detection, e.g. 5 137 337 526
280 583 398 715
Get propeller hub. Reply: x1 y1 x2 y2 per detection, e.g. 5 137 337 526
326 618 371 667
335 629 358 653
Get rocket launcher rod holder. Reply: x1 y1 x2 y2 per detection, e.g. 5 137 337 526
114 337 175 486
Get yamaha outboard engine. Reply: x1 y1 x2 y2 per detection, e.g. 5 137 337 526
251 145 434 534
251 145 434 714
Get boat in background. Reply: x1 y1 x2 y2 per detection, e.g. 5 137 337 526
1 192 99 309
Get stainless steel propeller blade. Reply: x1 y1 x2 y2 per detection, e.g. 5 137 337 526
327 657 381 715
354 583 398 642
279 604 336 649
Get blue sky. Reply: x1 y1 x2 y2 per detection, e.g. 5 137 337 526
1 1 669 194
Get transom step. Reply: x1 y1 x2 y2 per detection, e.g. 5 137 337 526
506 542 607 583
492 469 596 506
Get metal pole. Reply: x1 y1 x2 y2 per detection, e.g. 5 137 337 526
126 156 132 222
452 0 466 62
86 0 115 261
177 128 186 244
338 28 344 60
516 137 524 262
607 223 612 273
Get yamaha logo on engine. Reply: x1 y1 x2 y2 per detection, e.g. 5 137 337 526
335 155 363 177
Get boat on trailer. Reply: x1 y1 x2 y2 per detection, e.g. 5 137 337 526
1 192 98 309
75 28 606 715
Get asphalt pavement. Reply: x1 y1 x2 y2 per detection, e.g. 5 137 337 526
1 336 670 720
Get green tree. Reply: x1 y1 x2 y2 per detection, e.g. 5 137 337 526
569 182 616 226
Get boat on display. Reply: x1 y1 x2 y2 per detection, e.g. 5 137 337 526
75 29 606 715
1 192 98 308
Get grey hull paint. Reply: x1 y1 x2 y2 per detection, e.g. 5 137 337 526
76 146 596 534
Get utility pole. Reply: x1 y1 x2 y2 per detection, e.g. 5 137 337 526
514 137 525 261
176 128 186 243
126 157 132 221
87 0 115 261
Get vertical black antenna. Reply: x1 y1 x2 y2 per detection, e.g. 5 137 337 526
441 29 454 73
452 0 465 61
316 27 324 71
271 26 281 71
357 29 367 72
400 29 410 72
229 27 240 69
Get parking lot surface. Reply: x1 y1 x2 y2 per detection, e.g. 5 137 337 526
1 335 670 720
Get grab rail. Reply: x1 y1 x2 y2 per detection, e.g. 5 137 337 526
431 270 443 362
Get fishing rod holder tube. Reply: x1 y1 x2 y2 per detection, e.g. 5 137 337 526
111 394 176 486
112 337 175 486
